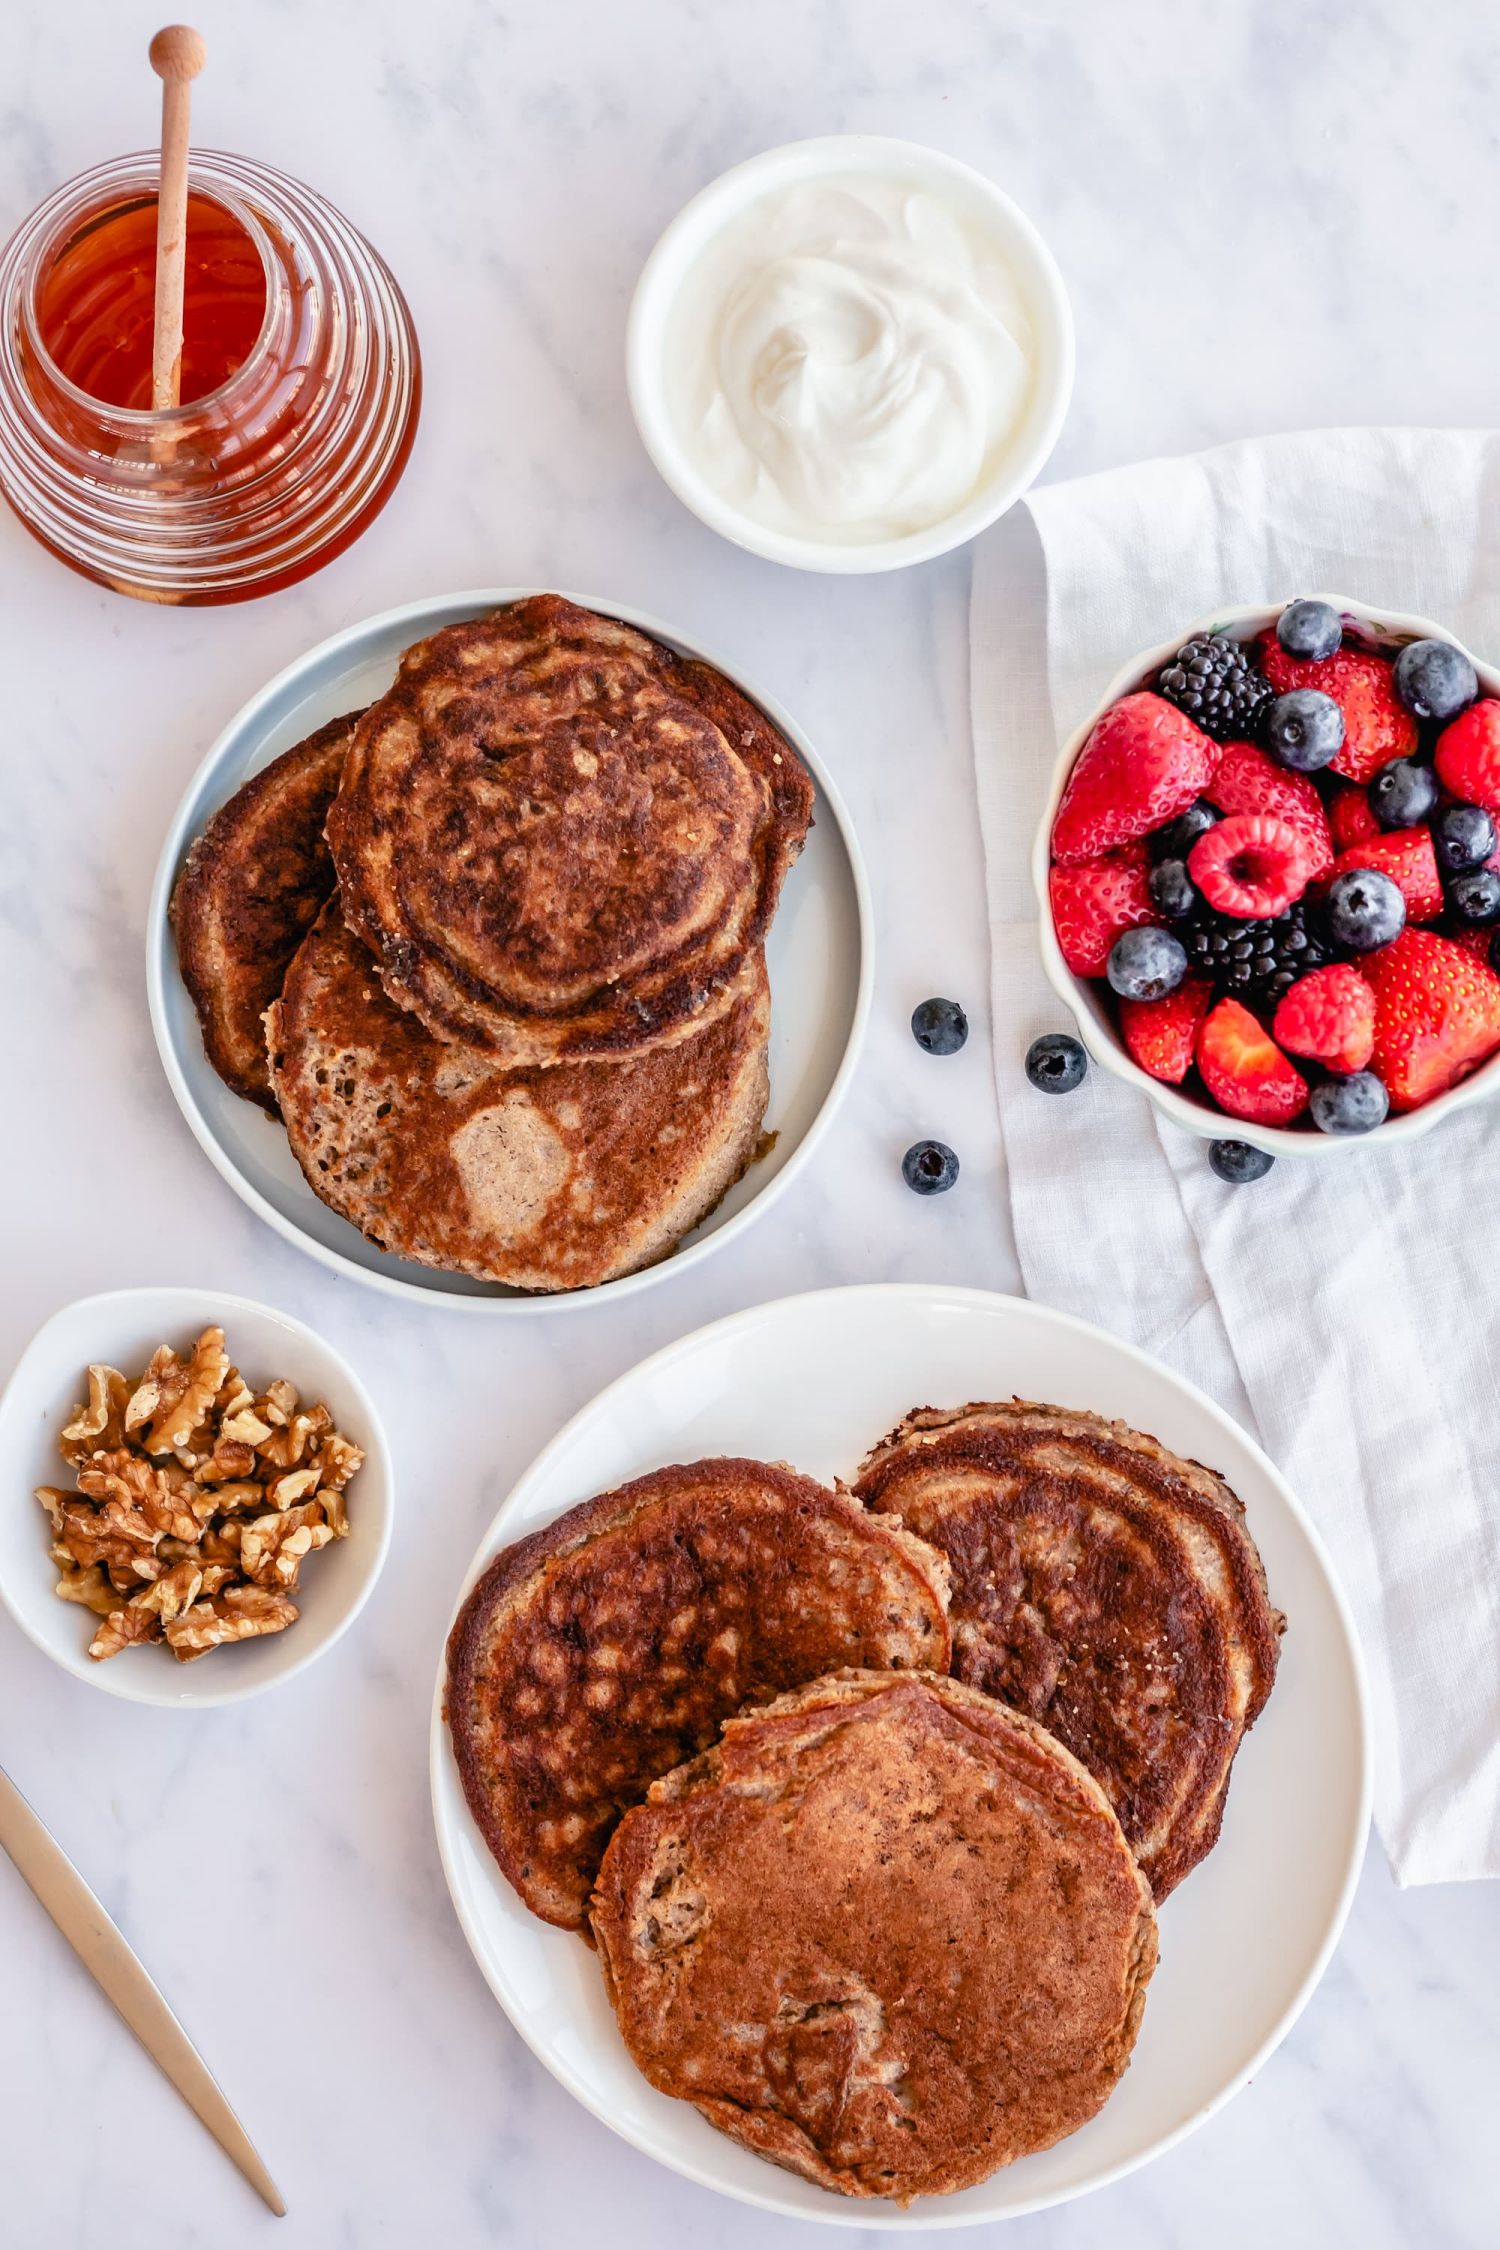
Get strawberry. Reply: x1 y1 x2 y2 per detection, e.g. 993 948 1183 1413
1273 964 1376 1074
1120 975 1213 1084
1197 997 1310 1125
1051 694 1219 864
1204 739 1333 875
1434 699 1500 811
1189 813 1316 918
1444 924 1496 963
1328 783 1380 853
1049 844 1154 977
1332 829 1442 923
1258 633 1418 783
1363 928 1500 1111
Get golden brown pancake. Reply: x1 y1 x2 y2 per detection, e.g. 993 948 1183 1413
170 713 362 1109
592 1669 1157 2202
266 908 771 1291
445 1463 952 1929
325 595 814 1063
853 1400 1283 1897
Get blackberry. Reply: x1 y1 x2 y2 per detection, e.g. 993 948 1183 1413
1184 899 1326 1009
1157 634 1273 743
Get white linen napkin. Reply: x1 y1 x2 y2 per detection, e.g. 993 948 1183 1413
972 428 1500 1887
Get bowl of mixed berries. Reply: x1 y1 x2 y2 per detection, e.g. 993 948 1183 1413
1032 597 1500 1175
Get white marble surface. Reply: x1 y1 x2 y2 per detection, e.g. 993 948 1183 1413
3 2 1498 2243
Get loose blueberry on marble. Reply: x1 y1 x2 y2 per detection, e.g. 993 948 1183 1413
1209 1139 1275 1184
1276 599 1342 661
1310 1071 1390 1136
902 1139 959 1194
1394 637 1478 725
1264 687 1345 772
1148 856 1197 919
911 997 969 1054
1432 802 1497 873
1025 1033 1088 1094
1107 925 1187 1001
1447 866 1500 925
1369 757 1439 830
1152 798 1218 860
1325 867 1407 951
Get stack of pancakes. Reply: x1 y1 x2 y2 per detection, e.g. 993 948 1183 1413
445 1403 1283 2204
171 596 814 1291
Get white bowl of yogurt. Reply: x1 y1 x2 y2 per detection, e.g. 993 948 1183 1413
628 135 1074 574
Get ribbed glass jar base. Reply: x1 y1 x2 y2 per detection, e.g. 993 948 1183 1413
0 151 421 604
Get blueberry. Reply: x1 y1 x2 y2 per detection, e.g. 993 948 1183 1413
1433 802 1497 872
1448 867 1500 925
1369 757 1438 830
1325 867 1406 952
1276 600 1342 662
1209 1139 1276 1184
1149 857 1197 919
1153 798 1219 859
1106 926 1187 1001
1310 1071 1390 1136
902 1139 959 1195
911 997 969 1055
1263 688 1345 773
1025 1033 1088 1095
1394 638 1477 724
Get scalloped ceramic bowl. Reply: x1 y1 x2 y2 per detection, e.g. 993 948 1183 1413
1031 595 1500 1159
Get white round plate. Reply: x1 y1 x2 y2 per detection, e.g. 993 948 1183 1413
429 1282 1370 2226
147 590 871 1312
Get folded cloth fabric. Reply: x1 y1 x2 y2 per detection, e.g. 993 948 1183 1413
972 428 1500 1887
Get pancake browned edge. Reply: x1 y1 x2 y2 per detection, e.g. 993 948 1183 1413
591 1668 1158 2203
325 595 814 1064
266 907 771 1291
169 712 363 1111
853 1400 1284 1898
444 1462 951 1930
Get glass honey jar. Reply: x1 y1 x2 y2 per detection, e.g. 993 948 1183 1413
0 149 421 603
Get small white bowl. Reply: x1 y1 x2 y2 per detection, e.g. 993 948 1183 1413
1031 596 1500 1158
627 135 1074 575
0 1288 392 1706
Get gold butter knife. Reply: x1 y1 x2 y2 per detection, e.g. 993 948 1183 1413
0 1763 285 2216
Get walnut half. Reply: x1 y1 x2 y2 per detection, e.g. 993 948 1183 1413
37 1326 362 1665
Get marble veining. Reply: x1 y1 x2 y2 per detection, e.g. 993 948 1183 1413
2 2 1497 2245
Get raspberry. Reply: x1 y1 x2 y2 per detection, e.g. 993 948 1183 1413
1273 964 1376 1074
1188 814 1315 919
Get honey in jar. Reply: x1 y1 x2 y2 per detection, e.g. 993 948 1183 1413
0 151 421 604
35 188 268 410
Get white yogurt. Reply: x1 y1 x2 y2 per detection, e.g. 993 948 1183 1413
663 173 1036 546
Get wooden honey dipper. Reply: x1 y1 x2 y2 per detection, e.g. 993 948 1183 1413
148 24 207 411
